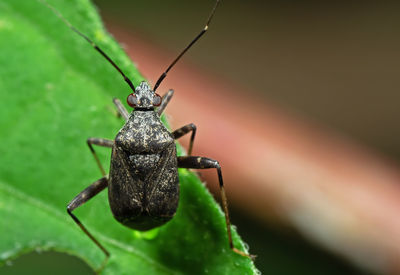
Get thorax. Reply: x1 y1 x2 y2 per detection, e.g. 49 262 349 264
114 111 174 154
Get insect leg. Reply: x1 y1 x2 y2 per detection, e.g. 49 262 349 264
172 123 196 156
87 138 114 176
112 98 129 120
67 176 110 271
157 89 174 116
177 156 253 258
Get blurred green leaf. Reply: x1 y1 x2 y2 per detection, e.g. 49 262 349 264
0 0 256 274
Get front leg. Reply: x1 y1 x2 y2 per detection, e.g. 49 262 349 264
112 98 129 120
157 89 174 116
177 156 253 258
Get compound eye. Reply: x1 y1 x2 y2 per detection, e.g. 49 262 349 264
127 93 138 107
153 93 162 106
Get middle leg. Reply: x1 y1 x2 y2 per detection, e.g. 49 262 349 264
172 123 197 156
87 138 114 177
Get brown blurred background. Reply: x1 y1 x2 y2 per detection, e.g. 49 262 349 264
5 1 400 274
94 0 400 159
93 1 400 274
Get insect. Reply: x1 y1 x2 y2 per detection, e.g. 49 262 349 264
42 0 251 270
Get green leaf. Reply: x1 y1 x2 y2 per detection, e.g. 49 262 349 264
0 0 257 274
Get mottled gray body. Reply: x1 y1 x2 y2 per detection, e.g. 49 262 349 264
109 111 179 230
54 0 251 267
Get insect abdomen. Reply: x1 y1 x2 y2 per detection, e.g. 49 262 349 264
108 144 179 231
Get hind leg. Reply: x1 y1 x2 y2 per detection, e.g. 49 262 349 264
67 177 109 272
178 156 254 258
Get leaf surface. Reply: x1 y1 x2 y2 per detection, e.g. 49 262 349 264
0 0 256 274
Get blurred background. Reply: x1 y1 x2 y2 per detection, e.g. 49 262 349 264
92 0 400 158
4 0 400 274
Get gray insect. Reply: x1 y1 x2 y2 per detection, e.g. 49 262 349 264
43 0 251 270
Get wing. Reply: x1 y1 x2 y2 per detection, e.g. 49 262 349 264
146 143 180 218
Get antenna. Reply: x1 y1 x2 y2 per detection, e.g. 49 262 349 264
153 0 221 92
40 0 136 92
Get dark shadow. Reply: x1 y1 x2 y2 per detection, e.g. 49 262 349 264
1 251 94 275
230 206 373 275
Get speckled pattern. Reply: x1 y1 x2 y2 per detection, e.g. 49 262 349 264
108 110 179 231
